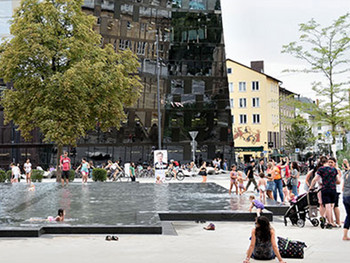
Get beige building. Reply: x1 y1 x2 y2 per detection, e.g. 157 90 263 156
279 87 297 151
226 59 282 162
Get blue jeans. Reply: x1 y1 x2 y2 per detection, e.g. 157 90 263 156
292 185 298 196
343 196 350 229
273 179 284 203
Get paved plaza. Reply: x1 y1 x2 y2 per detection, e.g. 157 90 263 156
0 174 347 263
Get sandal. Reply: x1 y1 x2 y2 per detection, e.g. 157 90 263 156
325 224 333 229
105 235 112 241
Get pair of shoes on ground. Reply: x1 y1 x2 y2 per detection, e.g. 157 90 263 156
106 235 119 241
203 223 215 230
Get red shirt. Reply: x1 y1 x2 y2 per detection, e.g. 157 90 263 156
60 156 71 171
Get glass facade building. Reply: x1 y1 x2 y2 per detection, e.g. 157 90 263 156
0 0 233 168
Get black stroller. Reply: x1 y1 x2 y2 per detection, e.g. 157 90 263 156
284 190 320 228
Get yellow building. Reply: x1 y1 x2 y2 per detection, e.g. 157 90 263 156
226 59 281 163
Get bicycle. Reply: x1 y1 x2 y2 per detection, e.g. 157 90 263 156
165 168 185 181
113 169 130 182
139 167 155 178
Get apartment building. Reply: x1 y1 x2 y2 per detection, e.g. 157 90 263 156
226 59 282 163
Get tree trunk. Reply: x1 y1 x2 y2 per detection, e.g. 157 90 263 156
56 144 63 183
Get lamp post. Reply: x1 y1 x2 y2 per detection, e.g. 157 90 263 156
189 131 198 163
155 33 161 150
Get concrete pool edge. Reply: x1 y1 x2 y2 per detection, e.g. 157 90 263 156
0 209 277 238
0 225 163 237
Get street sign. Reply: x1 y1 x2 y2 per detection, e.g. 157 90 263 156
295 148 300 153
189 131 198 140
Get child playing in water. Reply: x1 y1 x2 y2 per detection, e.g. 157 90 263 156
257 173 267 204
29 209 65 223
229 164 238 195
249 195 265 217
156 176 163 184
237 171 247 195
47 209 65 222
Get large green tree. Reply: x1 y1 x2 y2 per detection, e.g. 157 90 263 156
282 13 350 143
285 115 315 152
0 0 142 157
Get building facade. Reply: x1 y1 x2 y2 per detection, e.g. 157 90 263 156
279 87 296 151
226 59 281 163
0 0 232 168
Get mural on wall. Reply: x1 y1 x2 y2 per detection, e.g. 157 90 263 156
234 127 261 144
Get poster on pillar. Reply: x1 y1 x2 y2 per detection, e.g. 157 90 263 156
154 150 168 182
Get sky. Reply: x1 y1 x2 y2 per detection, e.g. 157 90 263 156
221 0 350 98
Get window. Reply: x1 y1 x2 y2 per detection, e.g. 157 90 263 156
239 98 246 108
239 82 246 92
227 68 232 74
127 21 132 30
119 39 132 50
136 41 146 55
229 82 234 92
252 81 259 91
239 114 247 124
252 97 260 107
140 23 147 31
230 99 234 108
253 114 260 124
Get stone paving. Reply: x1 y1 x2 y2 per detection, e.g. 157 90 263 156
0 173 347 263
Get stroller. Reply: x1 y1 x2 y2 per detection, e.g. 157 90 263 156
284 189 320 228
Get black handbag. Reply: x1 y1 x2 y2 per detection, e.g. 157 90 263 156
277 236 307 259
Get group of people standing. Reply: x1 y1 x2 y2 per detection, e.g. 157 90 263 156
10 159 32 184
229 157 300 204
306 156 350 239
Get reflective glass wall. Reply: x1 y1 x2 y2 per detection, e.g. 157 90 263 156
80 0 232 165
0 0 233 168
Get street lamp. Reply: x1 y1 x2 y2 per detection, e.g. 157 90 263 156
155 33 161 150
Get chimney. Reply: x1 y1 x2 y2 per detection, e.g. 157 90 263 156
250 61 264 73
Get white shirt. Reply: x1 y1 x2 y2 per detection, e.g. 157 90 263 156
24 163 32 172
12 166 21 175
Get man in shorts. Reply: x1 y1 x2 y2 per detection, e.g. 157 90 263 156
60 151 71 186
310 157 339 228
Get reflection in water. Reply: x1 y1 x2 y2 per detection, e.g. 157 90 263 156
0 183 251 228
60 187 72 220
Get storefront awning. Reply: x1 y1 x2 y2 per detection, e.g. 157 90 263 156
234 146 264 152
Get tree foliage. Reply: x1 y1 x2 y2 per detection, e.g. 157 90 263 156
0 0 142 147
282 13 350 143
285 115 315 152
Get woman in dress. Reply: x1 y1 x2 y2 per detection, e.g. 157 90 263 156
243 216 286 263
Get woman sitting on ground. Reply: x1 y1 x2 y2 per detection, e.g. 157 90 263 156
243 216 286 263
